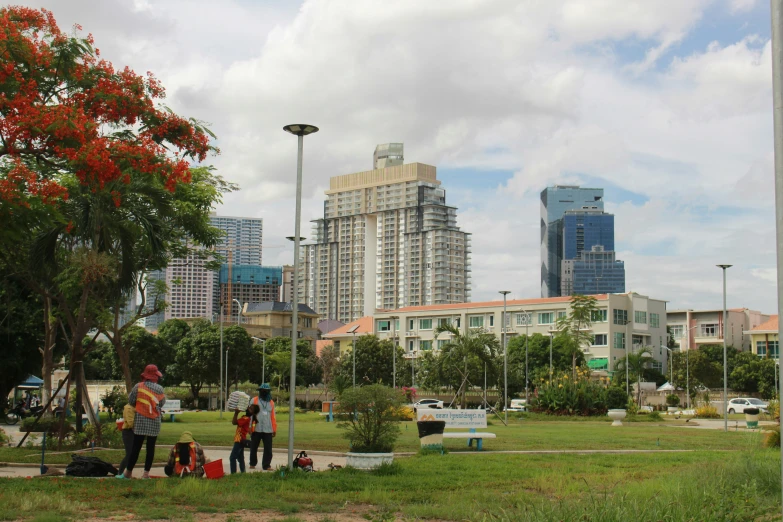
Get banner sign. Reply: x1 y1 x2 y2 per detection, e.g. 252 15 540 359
162 400 181 412
416 409 487 428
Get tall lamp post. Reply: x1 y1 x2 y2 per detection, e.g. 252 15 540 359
283 123 319 468
390 315 399 388
663 346 674 389
623 318 632 398
219 304 224 419
228 298 241 399
522 310 530 407
549 330 554 378
251 337 266 384
717 264 732 433
499 291 510 423
683 325 699 409
347 324 360 388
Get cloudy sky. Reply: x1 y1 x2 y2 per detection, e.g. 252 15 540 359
25 0 780 313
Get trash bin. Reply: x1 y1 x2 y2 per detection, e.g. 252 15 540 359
745 407 760 429
417 420 446 451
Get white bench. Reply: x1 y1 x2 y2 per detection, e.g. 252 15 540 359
417 409 496 451
161 400 183 422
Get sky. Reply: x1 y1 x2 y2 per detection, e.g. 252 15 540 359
22 0 780 314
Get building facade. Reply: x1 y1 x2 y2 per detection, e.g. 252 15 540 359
561 246 626 296
281 265 294 303
371 292 668 372
746 315 779 359
301 145 471 323
218 265 282 322
667 308 770 352
240 302 320 348
540 186 604 297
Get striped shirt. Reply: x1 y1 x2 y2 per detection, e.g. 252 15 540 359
128 382 166 437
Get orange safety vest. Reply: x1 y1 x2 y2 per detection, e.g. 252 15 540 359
135 383 164 419
174 443 198 477
251 397 277 432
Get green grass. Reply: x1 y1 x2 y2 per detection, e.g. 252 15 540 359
0 449 779 521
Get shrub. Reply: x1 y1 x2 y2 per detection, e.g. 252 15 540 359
648 411 662 421
666 394 680 407
764 426 780 448
0 427 8 447
337 384 404 453
70 422 123 449
392 405 414 421
531 373 608 416
695 404 721 419
20 416 62 434
767 400 779 421
101 386 128 420
606 387 629 410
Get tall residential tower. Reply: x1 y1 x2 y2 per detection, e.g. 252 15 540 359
302 144 471 323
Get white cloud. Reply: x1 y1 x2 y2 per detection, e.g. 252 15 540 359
16 0 780 314
729 0 758 14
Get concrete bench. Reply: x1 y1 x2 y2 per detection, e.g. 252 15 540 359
443 428 497 451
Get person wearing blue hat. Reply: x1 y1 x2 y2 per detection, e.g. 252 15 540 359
249 383 276 470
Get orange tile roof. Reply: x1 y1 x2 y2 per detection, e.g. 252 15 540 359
751 315 779 332
315 340 333 357
324 316 374 337
378 295 609 313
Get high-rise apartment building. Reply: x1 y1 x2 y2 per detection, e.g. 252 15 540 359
210 214 263 265
219 265 283 322
561 246 626 295
302 144 471 323
540 185 604 297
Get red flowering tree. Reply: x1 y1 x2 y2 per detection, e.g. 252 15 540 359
0 7 225 430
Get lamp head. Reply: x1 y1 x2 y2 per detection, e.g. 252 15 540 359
717 264 733 269
283 124 319 136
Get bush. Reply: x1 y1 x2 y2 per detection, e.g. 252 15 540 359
20 416 62 434
101 386 128 420
531 372 608 416
767 400 779 421
695 405 721 419
605 387 628 410
666 394 680 407
337 384 404 453
0 427 8 447
70 422 123 449
763 426 780 448
648 411 662 421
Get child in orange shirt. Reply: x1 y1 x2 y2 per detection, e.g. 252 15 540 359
230 404 259 474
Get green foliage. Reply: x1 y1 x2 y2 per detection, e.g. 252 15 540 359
612 347 655 403
101 386 128 420
555 294 598 374
337 335 406 387
531 371 608 415
606 386 629 410
0 427 9 447
665 394 680 407
20 416 62 434
648 411 662 421
763 426 780 448
695 404 720 418
70 422 123 449
172 319 221 398
337 384 404 453
254 337 320 388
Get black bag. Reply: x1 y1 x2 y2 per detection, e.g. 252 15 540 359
242 439 252 449
65 454 119 477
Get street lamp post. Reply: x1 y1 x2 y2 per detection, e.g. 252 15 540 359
683 325 699 409
251 337 266 384
347 324 360 388
283 123 319 468
549 330 554 378
523 310 530 407
663 346 674 389
717 264 732 433
499 291 510 423
219 304 224 419
625 318 631 398
390 316 399 388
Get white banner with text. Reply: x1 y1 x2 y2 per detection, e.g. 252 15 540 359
416 409 487 428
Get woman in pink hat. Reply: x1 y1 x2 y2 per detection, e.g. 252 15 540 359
118 364 166 479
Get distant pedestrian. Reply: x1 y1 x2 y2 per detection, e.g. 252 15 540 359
249 383 276 471
119 364 166 479
230 404 260 474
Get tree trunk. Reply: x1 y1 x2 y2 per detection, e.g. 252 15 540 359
40 298 56 412
115 338 133 393
460 357 467 409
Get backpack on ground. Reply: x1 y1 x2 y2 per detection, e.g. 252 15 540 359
65 454 119 477
293 450 313 472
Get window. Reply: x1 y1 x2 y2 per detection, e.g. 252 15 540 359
669 325 684 340
700 324 718 337
420 319 433 330
516 313 532 326
395 319 400 331
437 339 448 349
420 340 432 351
758 341 780 358
634 311 647 324
377 320 390 332
489 315 494 327
650 313 660 328
455 317 461 328
591 310 608 323
408 340 414 351
409 319 414 331
614 332 625 349
437 318 451 328
538 312 554 325
613 309 628 325
593 334 608 346
469 316 484 328
557 311 567 320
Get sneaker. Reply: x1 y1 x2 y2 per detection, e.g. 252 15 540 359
115 473 127 479
141 471 150 479
262 466 272 471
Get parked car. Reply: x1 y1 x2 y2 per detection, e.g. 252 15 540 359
412 399 444 413
727 397 768 414
507 399 526 412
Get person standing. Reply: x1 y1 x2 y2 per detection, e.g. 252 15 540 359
249 383 276 471
120 364 166 479
116 403 136 478
230 404 259 474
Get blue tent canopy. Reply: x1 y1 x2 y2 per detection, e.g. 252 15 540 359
17 375 43 389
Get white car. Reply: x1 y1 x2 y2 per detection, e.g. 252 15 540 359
507 399 527 412
727 397 768 414
412 399 444 413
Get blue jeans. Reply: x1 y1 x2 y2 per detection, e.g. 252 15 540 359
229 442 245 474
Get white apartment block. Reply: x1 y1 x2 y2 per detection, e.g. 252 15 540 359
372 292 668 372
162 249 215 321
301 145 471 323
667 308 770 352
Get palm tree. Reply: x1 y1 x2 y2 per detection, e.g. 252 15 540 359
433 323 499 409
613 347 655 405
555 294 598 378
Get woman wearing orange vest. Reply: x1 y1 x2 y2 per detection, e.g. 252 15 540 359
119 364 166 479
249 383 276 470
163 431 207 478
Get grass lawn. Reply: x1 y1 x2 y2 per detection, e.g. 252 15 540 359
0 449 779 521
